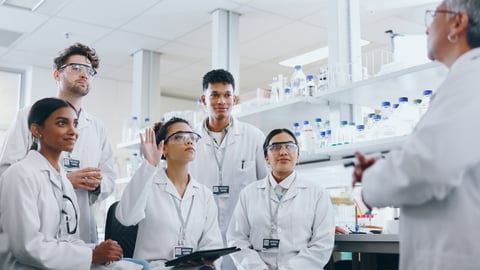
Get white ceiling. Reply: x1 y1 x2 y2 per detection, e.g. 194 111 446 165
0 0 438 101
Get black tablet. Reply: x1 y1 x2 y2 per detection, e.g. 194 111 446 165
164 246 241 267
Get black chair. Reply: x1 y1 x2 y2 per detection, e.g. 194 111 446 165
104 201 138 258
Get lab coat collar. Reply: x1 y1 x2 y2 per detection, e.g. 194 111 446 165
200 117 241 147
259 171 306 202
448 48 480 77
76 108 93 130
154 168 201 200
27 150 64 190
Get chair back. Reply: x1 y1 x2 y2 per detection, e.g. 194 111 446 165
104 201 138 258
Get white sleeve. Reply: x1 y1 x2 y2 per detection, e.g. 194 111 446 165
227 190 268 270
89 127 116 203
0 168 92 269
0 108 31 176
115 161 157 226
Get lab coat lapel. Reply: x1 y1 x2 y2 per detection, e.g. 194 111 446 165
281 178 306 203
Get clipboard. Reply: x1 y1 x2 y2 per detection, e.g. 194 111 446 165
164 246 241 267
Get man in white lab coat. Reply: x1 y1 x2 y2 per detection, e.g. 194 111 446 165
190 69 267 269
353 1 480 269
0 43 115 244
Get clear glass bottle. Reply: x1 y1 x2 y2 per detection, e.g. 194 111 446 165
305 75 316 96
301 120 317 152
290 65 306 97
127 116 139 141
421 89 433 116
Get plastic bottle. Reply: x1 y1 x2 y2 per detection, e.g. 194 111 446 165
126 152 141 177
292 122 302 151
379 101 395 138
396 97 416 135
290 65 306 97
270 77 280 104
355 124 367 142
301 120 317 152
313 118 323 147
283 88 291 101
127 116 139 141
305 75 316 96
420 89 433 116
142 117 151 134
317 68 328 94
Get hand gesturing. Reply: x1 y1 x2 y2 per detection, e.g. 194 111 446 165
140 128 164 167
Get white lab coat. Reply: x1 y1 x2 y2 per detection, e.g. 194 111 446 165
0 151 140 270
190 118 267 237
362 48 480 270
227 172 335 270
115 161 224 269
0 107 116 243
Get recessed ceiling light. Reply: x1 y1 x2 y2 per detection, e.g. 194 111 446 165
0 0 45 11
279 39 370 68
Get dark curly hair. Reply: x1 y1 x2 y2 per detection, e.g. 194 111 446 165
53 43 99 70
202 69 235 92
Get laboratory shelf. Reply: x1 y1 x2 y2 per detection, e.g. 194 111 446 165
233 96 329 134
321 62 447 108
299 135 407 164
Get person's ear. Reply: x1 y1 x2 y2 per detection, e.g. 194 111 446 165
31 124 42 139
201 95 207 106
53 69 61 82
264 155 270 165
233 94 239 105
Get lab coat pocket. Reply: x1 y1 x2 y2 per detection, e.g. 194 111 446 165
291 213 315 248
234 159 256 185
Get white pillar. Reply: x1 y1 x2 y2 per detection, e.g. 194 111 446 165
131 49 161 122
211 9 240 93
327 0 363 124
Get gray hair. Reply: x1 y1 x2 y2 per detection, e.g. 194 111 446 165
446 0 480 47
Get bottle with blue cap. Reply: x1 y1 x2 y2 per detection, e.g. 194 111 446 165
421 89 433 116
305 75 316 96
290 65 306 97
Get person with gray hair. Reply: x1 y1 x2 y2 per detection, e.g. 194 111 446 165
352 0 480 269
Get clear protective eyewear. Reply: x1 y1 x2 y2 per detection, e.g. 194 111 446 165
61 195 78 235
424 9 458 28
265 141 299 154
164 131 201 144
59 63 97 77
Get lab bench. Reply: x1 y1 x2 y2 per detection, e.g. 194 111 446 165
330 234 399 270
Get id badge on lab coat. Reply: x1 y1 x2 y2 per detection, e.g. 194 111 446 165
174 246 193 258
263 238 280 250
63 158 80 170
213 185 230 197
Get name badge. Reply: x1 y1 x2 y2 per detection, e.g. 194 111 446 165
213 185 229 195
174 246 193 258
63 158 80 169
263 238 280 249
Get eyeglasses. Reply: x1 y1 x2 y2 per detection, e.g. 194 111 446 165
61 195 78 235
59 63 97 77
164 131 201 144
265 142 299 154
425 9 458 28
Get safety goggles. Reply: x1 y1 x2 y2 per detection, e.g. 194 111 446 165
59 63 97 77
265 141 299 153
164 131 201 144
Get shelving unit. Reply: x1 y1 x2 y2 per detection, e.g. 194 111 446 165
322 62 447 108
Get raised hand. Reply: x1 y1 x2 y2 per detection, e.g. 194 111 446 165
140 128 164 167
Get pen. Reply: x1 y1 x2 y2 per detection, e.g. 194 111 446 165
241 160 245 169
